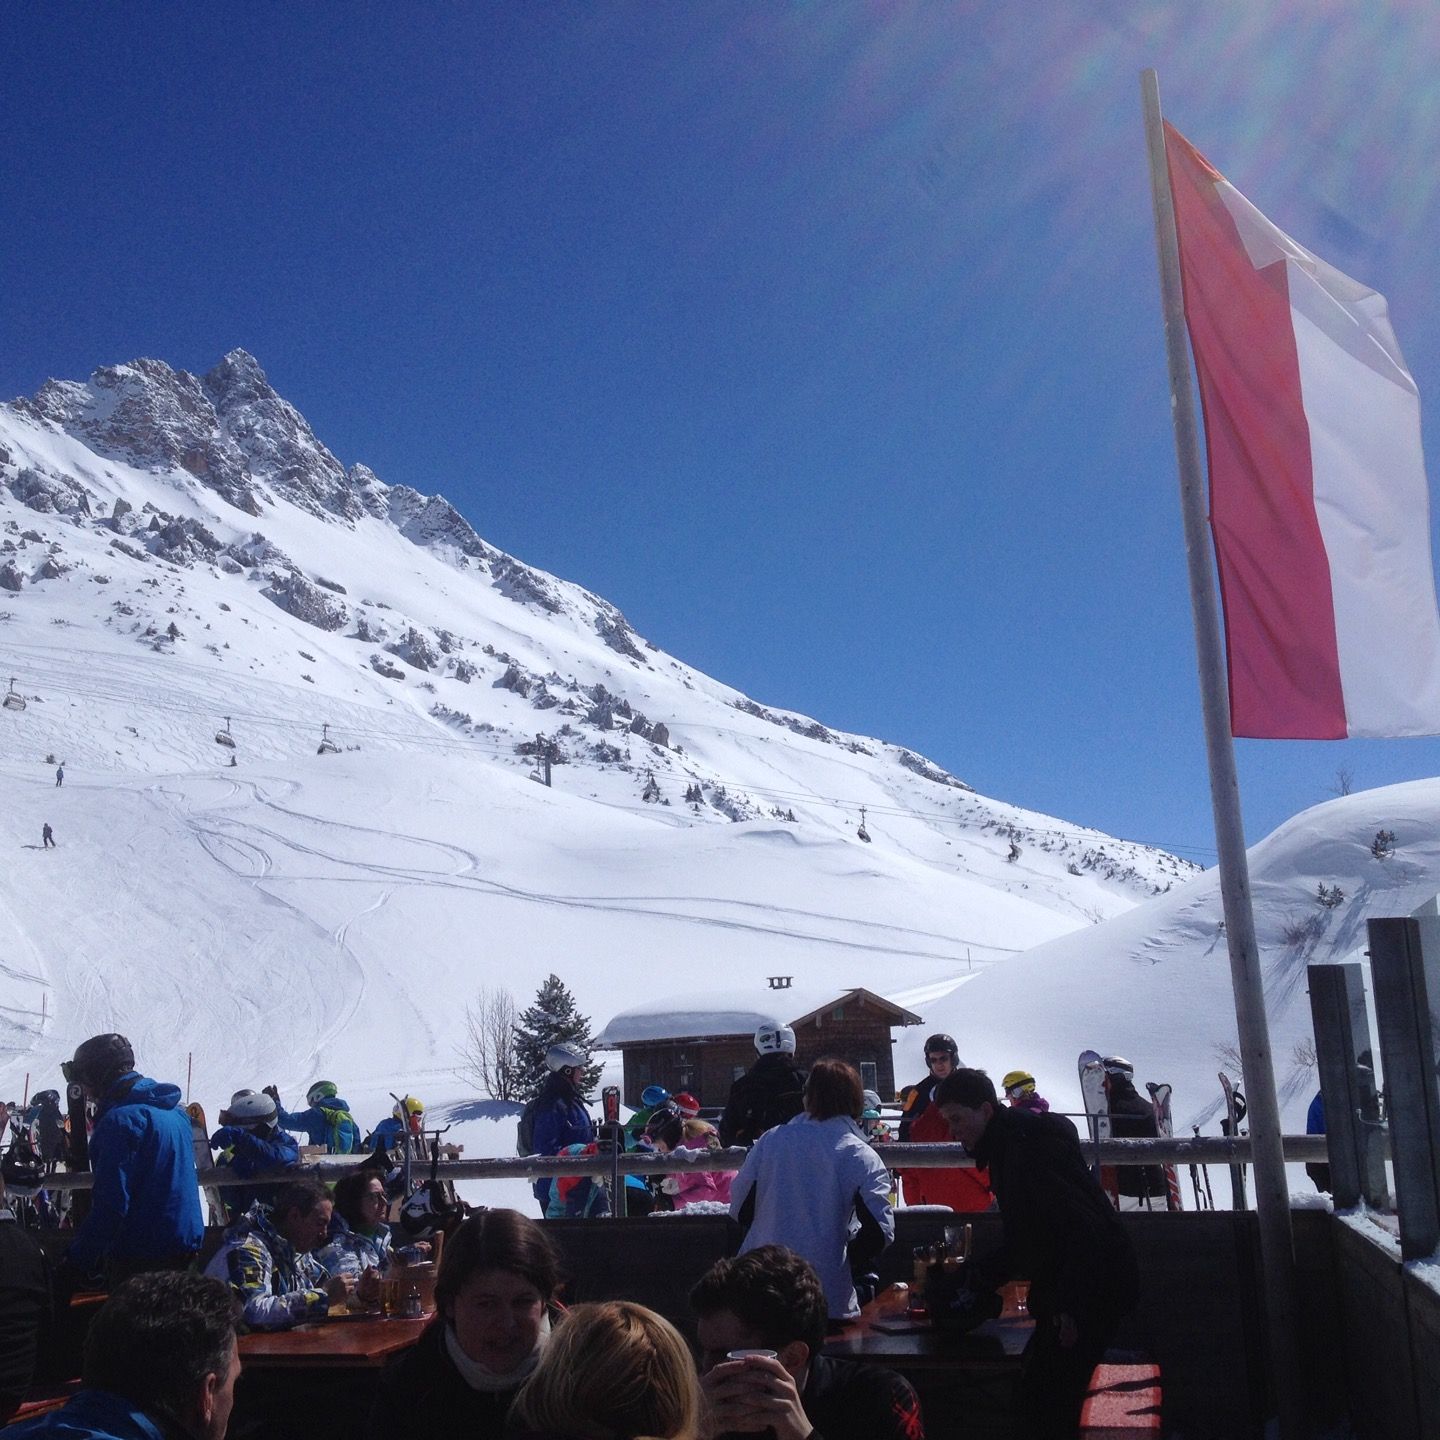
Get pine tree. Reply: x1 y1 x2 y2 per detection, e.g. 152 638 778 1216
513 973 603 1099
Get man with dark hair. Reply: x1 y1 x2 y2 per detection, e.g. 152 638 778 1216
204 1179 352 1330
6 1271 240 1440
59 1033 204 1290
692 1246 924 1440
935 1068 1139 1440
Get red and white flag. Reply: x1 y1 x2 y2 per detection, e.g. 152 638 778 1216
1164 121 1440 739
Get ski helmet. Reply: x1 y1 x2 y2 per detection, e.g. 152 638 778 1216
924 1034 959 1065
307 1081 339 1107
392 1095 425 1119
754 1023 796 1056
34 1090 60 1108
1101 1056 1134 1078
640 1085 671 1110
226 1090 278 1125
546 1042 588 1073
645 1110 684 1151
672 1091 701 1118
862 1089 883 1112
1001 1070 1036 1094
64 1033 135 1091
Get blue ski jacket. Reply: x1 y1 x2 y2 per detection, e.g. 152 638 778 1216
365 1115 405 1151
277 1097 360 1154
530 1072 595 1207
210 1124 300 1213
66 1073 204 1275
4 1386 173 1440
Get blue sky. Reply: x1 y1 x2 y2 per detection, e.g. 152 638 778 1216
6 2 1440 863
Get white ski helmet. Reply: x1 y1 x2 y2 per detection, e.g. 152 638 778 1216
546 1041 588 1073
754 1023 796 1056
226 1090 277 1125
1101 1056 1134 1077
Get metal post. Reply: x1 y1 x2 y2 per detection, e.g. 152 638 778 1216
1367 916 1440 1258
1140 68 1301 1439
1307 962 1387 1209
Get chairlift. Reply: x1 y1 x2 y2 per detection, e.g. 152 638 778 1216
857 806 871 844
317 723 340 756
3 678 25 713
214 716 235 749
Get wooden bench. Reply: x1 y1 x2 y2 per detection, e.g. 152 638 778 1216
1080 1361 1162 1437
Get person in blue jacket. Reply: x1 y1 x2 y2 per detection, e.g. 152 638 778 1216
266 1080 360 1153
210 1089 300 1217
58 1033 205 1291
530 1042 597 1216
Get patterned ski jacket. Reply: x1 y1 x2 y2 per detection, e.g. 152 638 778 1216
3 1386 175 1440
203 1202 330 1330
66 1073 204 1275
315 1214 424 1279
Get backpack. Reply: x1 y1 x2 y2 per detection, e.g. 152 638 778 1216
321 1102 360 1154
517 1096 543 1157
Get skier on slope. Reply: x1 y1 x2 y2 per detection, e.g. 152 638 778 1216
1002 1069 1051 1114
1101 1057 1166 1209
530 1042 602 1217
718 1024 806 1149
267 1080 361 1154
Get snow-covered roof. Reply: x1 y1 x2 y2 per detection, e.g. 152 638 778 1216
596 985 921 1047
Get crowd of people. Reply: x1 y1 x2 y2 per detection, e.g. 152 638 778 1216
0 1024 1157 1439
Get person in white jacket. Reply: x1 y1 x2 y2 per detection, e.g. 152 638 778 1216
729 1058 894 1320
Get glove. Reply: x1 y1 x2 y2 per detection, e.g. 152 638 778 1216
262 1085 281 1103
660 1175 681 1195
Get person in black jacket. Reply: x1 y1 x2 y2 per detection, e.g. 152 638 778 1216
368 1208 563 1440
718 1024 806 1148
936 1069 1139 1440
692 1245 924 1440
1101 1057 1166 1208
0 1177 50 1423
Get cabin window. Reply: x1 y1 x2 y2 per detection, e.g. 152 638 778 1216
860 1061 879 1093
832 1006 845 1020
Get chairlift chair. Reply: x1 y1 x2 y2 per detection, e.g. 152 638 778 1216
317 723 340 756
214 716 235 749
857 806 871 844
3 678 25 713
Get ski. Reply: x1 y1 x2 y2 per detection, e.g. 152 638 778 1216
1077 1050 1117 1206
65 1081 92 1225
187 1102 227 1226
1219 1071 1248 1210
1145 1081 1184 1212
1190 1123 1214 1209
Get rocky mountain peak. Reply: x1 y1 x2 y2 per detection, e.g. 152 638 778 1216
202 349 274 410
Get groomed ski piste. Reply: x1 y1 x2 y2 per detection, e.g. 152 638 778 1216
0 352 1433 1213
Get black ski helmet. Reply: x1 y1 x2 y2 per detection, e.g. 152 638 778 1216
65 1033 135 1091
924 1034 959 1065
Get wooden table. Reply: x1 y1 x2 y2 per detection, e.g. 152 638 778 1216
239 1313 430 1370
823 1286 1034 1440
823 1285 1033 1373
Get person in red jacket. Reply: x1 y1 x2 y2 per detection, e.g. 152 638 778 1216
896 1034 991 1211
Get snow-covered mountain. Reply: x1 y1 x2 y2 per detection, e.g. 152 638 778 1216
0 349 1199 1177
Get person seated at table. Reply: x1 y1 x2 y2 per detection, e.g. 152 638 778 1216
507 1301 701 1440
691 1245 924 1440
0 1173 51 1424
204 1179 353 1331
644 1110 733 1210
6 1271 240 1440
729 1058 893 1321
315 1167 427 1293
210 1089 300 1216
368 1207 564 1439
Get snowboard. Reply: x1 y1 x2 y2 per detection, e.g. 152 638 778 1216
1219 1071 1248 1210
1145 1081 1184 1212
187 1102 227 1226
1077 1050 1118 1206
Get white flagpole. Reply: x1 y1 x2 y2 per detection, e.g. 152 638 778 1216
1139 68 1302 1439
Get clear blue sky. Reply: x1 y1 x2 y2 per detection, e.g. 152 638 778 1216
5 3 1440 864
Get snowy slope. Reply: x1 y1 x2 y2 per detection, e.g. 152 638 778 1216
0 351 1199 1181
940 781 1440 1142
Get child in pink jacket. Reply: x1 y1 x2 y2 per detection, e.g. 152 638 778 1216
646 1114 734 1209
